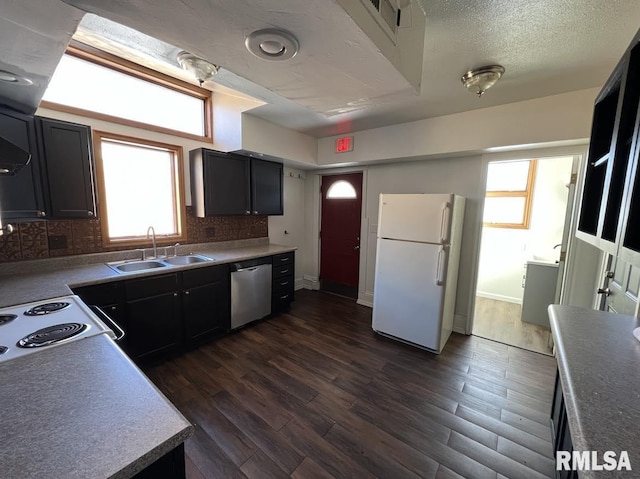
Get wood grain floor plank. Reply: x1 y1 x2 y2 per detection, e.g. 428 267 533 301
143 290 556 479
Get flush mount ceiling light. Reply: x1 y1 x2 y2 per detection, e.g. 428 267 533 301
0 69 33 86
176 51 219 86
461 65 505 97
245 28 299 61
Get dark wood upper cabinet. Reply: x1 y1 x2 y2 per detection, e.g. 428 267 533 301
251 158 283 215
0 108 46 220
37 117 97 219
577 28 640 265
190 148 283 216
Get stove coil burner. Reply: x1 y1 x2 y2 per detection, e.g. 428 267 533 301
0 314 17 325
17 323 87 348
24 302 71 316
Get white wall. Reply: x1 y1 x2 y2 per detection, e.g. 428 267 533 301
268 167 307 290
317 88 598 165
476 156 574 303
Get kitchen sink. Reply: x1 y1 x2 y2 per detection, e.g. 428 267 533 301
107 254 213 274
162 254 213 266
108 260 168 273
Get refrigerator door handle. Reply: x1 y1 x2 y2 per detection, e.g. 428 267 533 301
436 247 445 286
440 202 450 244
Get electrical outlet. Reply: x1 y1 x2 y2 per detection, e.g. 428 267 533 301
48 235 68 250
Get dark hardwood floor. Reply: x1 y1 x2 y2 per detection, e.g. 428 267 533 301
144 290 558 479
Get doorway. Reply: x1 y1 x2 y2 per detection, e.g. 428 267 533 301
472 156 575 354
319 172 363 299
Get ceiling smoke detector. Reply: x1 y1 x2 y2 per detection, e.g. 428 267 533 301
461 65 505 97
245 28 299 61
176 51 219 86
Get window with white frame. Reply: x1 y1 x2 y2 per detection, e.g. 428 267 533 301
93 132 186 246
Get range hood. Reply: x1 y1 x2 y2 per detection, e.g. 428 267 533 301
0 135 31 176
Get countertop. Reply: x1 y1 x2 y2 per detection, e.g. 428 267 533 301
0 333 193 479
0 240 295 478
0 241 296 308
548 305 640 476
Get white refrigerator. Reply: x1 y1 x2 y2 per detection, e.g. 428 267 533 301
372 193 465 354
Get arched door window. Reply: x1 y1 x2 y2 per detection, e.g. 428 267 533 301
326 180 357 199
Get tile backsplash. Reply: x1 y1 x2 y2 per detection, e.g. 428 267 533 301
0 207 268 263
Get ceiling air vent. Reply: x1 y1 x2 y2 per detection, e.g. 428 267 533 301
364 0 398 39
337 0 426 91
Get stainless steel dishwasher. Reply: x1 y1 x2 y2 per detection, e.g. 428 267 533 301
230 257 272 329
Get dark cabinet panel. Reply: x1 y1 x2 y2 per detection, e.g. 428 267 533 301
190 148 250 216
0 108 45 220
133 443 185 479
72 282 129 354
272 251 294 313
190 148 283 216
182 264 230 346
126 290 182 361
38 117 96 219
251 158 283 215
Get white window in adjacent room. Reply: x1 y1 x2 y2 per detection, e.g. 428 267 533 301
42 46 211 140
94 132 186 246
483 159 537 229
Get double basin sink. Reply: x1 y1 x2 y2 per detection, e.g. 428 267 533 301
107 254 214 274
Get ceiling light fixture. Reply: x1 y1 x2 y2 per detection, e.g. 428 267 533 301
176 51 219 86
245 28 299 61
461 65 505 97
0 70 33 86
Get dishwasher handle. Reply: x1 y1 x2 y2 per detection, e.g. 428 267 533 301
235 266 259 273
230 256 272 272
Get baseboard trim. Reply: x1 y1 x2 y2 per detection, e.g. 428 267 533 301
476 291 523 305
357 291 374 308
303 275 320 291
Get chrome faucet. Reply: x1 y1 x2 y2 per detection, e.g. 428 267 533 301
554 243 562 249
146 226 157 258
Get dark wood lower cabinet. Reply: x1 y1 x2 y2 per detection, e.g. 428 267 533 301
132 443 185 479
551 369 578 479
272 251 295 313
182 264 230 346
74 254 289 364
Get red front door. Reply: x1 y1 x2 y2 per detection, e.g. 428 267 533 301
320 172 363 298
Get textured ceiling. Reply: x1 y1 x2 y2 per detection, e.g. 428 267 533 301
1 1 640 138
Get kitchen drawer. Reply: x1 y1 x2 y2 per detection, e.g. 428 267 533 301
272 290 294 312
273 263 294 278
273 275 294 293
73 281 124 305
126 273 179 301
272 252 294 266
182 263 228 289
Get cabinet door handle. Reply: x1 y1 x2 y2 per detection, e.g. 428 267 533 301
253 210 258 215
280 269 289 274
173 292 178 297
184 291 190 295
280 258 289 262
280 281 289 286
280 294 289 300
37 211 46 218
87 211 94 217
245 210 250 215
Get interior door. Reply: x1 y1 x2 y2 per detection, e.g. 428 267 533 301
599 255 640 315
320 172 363 298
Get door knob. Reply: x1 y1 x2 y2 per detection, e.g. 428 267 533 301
605 271 614 279
597 288 611 296
354 245 360 250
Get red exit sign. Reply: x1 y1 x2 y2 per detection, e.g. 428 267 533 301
335 136 354 153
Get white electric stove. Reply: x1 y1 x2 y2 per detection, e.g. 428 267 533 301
0 295 119 363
